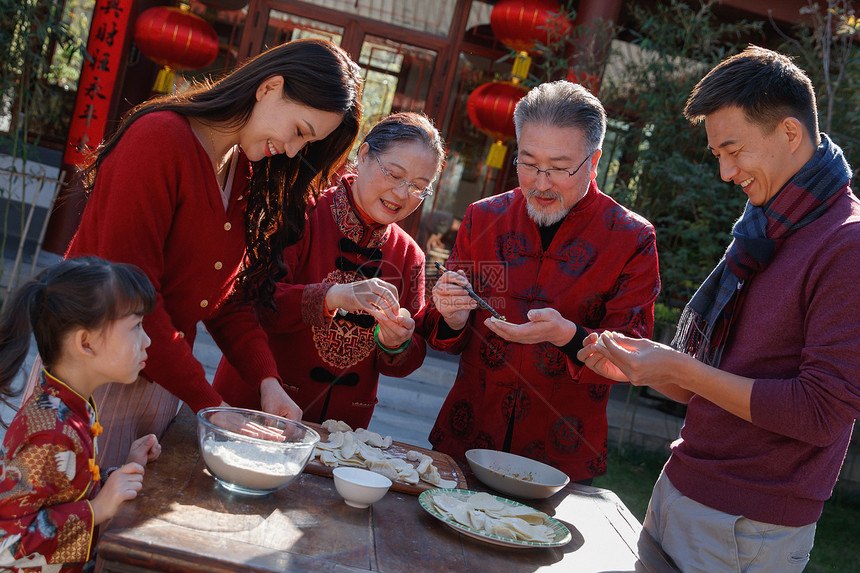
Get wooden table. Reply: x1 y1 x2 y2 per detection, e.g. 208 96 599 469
99 406 678 572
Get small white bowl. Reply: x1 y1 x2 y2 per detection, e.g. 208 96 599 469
332 467 392 508
466 449 570 499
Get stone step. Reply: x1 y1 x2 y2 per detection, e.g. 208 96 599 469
367 406 433 449
405 355 459 389
375 372 450 420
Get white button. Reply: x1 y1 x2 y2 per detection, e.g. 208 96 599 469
177 331 185 338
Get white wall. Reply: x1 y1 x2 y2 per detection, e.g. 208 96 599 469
0 154 62 210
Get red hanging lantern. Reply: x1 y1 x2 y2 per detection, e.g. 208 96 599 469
490 0 573 54
467 81 527 168
134 4 219 93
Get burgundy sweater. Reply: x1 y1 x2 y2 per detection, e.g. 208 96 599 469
666 186 860 526
67 111 279 412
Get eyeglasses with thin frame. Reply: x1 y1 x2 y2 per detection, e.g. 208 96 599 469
513 151 594 184
373 153 434 199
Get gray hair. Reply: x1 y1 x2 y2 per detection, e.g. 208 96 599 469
513 81 606 153
363 112 446 178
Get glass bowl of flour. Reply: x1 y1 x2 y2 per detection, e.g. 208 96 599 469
197 407 320 496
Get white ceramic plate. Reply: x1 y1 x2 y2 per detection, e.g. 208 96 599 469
418 488 571 549
465 449 570 499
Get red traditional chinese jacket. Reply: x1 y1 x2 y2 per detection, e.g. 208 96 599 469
214 177 427 428
422 182 660 481
0 372 103 572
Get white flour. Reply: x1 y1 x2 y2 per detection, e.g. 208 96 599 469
202 438 304 491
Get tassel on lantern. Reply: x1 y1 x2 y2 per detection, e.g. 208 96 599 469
511 51 532 82
486 141 508 169
153 67 177 94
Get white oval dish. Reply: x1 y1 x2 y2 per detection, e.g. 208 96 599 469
465 449 570 499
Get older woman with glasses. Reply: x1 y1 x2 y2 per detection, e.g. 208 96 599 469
213 112 445 429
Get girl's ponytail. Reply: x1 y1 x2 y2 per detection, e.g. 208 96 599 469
0 279 44 419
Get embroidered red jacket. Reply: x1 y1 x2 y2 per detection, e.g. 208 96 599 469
422 183 660 481
214 177 427 429
0 372 102 572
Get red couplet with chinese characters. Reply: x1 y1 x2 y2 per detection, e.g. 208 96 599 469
63 0 134 168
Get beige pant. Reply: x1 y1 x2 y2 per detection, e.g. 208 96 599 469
644 471 816 573
24 356 181 469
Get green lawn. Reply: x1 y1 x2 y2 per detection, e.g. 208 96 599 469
592 447 860 573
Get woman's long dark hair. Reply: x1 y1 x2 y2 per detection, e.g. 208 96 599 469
0 257 156 426
80 38 363 309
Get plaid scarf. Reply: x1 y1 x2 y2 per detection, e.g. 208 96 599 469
672 134 852 366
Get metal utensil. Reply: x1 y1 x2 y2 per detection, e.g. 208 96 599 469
434 261 506 321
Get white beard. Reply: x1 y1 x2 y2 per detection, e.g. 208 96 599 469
526 190 570 226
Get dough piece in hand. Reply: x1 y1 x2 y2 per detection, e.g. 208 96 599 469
596 332 613 348
489 316 515 326
398 307 411 319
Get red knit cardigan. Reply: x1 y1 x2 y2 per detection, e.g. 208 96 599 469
67 111 279 412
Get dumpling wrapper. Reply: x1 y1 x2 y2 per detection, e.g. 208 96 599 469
468 509 487 531
450 504 473 529
490 521 518 539
367 460 400 482
315 420 456 488
485 503 549 525
428 492 553 542
467 492 505 512
497 516 554 542
322 419 352 433
430 493 461 516
354 427 387 448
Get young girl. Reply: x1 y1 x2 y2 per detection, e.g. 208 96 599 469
213 112 445 429
0 257 162 572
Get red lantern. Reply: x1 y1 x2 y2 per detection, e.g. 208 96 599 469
134 4 219 92
467 82 527 142
490 0 573 54
467 82 527 168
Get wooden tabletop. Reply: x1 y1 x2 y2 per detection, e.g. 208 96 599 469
98 406 678 573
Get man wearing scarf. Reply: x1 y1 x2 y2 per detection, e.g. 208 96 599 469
579 46 859 572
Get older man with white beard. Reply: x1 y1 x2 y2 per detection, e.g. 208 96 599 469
421 81 660 483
